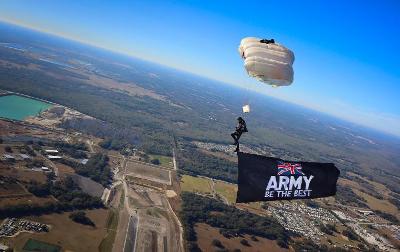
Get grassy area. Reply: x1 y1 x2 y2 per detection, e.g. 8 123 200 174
99 209 119 252
0 174 56 208
0 166 48 184
195 223 287 252
146 207 169 219
129 197 144 208
348 172 392 198
148 154 173 168
119 186 125 208
353 189 399 216
180 175 238 204
23 238 61 252
214 181 237 204
8 209 109 252
318 224 360 248
180 175 213 195
0 181 26 196
99 185 125 252
126 161 171 183
56 163 75 178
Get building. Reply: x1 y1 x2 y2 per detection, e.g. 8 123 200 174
81 159 89 165
47 155 62 160
2 154 15 160
357 209 373 216
45 149 59 154
41 166 50 172
19 154 31 160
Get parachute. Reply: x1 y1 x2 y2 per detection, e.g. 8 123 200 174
238 37 295 87
242 104 250 113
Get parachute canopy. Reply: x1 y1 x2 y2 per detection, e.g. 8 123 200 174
238 37 295 86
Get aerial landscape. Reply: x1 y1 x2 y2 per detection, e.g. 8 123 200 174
0 1 399 252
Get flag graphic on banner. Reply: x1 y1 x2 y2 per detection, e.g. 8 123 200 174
277 162 305 175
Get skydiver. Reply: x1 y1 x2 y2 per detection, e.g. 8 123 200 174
260 38 275 44
231 117 248 152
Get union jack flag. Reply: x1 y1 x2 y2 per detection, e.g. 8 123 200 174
277 162 304 175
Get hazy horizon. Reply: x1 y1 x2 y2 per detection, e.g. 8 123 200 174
0 0 399 137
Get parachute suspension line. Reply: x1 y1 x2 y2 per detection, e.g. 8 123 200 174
242 69 251 115
243 84 250 114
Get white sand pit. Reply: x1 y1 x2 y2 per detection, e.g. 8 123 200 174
165 190 177 198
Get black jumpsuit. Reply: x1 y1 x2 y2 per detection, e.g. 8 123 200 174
231 119 247 152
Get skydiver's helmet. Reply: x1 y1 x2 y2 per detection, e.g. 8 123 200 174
237 117 244 122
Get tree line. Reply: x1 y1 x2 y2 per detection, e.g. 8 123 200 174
57 153 112 186
180 192 290 251
178 144 237 183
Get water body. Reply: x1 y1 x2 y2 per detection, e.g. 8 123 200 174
0 94 52 120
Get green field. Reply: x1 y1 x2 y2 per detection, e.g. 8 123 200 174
215 181 237 204
129 197 144 208
126 161 171 184
180 175 213 194
0 94 52 120
98 209 119 252
146 207 169 219
148 154 173 168
23 238 61 252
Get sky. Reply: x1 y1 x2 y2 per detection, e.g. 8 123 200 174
0 0 399 137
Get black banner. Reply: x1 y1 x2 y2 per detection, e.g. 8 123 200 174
236 152 340 203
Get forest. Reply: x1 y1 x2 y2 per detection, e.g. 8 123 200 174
178 144 237 183
180 192 290 251
180 193 376 252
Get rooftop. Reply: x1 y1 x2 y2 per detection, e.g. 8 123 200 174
3 154 15 159
19 154 30 159
45 149 58 153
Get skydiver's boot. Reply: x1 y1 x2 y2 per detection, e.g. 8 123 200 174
234 143 240 153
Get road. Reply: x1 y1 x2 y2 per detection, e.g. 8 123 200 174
172 147 177 171
112 155 138 252
86 139 95 153
172 147 184 251
165 194 184 252
123 215 138 252
119 156 140 252
46 158 59 177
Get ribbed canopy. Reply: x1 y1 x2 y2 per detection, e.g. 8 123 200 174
239 37 294 86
